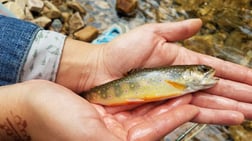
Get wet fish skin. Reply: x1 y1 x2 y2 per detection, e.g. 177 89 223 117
82 65 219 106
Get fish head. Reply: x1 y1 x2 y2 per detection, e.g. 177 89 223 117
181 65 219 92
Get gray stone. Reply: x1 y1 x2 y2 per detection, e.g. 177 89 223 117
51 19 63 32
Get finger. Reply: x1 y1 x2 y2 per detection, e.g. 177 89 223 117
197 52 252 85
105 104 142 114
205 78 252 102
192 107 244 125
191 92 252 119
144 94 192 117
127 105 199 141
112 102 163 124
152 19 202 41
130 94 191 117
116 94 192 126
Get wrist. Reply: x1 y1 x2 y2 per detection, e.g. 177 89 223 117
0 83 32 141
55 38 105 93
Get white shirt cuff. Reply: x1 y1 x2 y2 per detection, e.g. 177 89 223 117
20 30 66 82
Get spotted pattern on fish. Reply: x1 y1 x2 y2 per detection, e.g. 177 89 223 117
82 65 219 106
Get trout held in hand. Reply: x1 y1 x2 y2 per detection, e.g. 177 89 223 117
82 65 219 106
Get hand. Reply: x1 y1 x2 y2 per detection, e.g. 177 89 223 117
102 19 252 124
56 19 252 126
0 80 199 141
98 19 252 123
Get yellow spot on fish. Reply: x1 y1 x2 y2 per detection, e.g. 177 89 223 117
165 80 186 90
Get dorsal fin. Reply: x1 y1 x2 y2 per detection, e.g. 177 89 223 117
125 68 143 76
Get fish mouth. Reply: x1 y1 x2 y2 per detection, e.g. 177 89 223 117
202 69 219 87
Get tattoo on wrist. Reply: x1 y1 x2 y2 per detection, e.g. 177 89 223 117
0 111 31 141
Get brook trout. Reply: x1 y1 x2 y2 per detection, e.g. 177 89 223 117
82 65 218 106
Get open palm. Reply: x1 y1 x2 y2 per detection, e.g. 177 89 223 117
95 19 252 123
13 80 197 141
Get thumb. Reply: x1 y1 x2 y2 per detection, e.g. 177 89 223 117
152 18 202 42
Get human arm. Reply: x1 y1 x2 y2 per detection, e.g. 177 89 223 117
0 15 41 85
0 80 199 141
0 15 66 85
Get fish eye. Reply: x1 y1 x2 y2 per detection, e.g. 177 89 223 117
197 65 210 73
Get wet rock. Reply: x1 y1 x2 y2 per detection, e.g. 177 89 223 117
3 1 25 19
31 16 51 27
66 1 86 15
73 26 99 42
116 0 138 16
27 0 44 12
68 12 85 34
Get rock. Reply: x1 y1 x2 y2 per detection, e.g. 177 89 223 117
27 0 44 12
73 25 99 42
16 0 27 10
50 0 65 6
0 0 9 3
61 12 71 22
61 22 69 35
57 3 70 12
68 12 85 34
51 19 63 32
116 0 138 16
24 7 34 20
31 16 51 27
42 0 61 19
229 124 252 141
3 1 25 19
66 1 86 15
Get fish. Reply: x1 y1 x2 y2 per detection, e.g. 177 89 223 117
82 65 219 106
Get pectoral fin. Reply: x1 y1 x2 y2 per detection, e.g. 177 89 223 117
165 80 186 90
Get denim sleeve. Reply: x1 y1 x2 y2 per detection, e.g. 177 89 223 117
0 15 41 86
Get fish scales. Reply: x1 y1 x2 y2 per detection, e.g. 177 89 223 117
83 65 219 106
